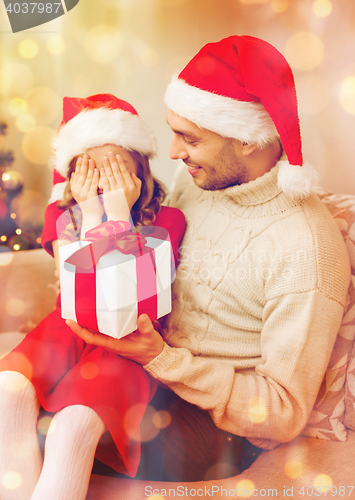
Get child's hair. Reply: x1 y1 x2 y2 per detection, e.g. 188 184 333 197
57 148 166 227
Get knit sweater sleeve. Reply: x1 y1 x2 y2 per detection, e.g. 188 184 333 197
144 290 345 446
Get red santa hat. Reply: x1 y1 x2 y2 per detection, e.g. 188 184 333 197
165 35 318 198
49 94 156 203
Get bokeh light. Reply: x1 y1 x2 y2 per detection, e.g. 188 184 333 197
2 471 22 490
0 353 32 381
152 410 171 429
297 75 330 115
80 362 99 380
140 47 159 67
25 87 61 125
6 298 25 316
0 63 34 98
285 32 324 71
0 250 13 266
339 76 355 115
85 25 123 63
22 126 55 164
15 114 36 133
18 39 39 59
37 416 55 436
313 0 332 17
270 0 289 12
124 404 160 442
313 474 333 492
11 190 46 227
285 460 303 478
248 397 267 423
9 98 28 117
72 75 91 95
147 496 164 500
47 36 65 55
236 479 255 498
239 0 268 4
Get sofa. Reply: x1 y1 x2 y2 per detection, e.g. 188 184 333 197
1 191 355 500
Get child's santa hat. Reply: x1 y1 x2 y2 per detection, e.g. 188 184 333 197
50 94 156 203
165 35 318 199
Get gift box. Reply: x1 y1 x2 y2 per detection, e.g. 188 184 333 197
59 225 173 339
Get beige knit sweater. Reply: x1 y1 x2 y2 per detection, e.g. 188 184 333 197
144 163 351 449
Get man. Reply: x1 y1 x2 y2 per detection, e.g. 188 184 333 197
68 35 351 481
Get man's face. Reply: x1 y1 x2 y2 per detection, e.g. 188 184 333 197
167 110 250 190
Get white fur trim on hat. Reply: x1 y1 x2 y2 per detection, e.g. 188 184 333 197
278 161 319 199
165 76 279 146
49 181 67 204
53 107 157 179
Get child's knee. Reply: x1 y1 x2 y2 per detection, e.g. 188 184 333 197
0 371 37 410
50 405 106 446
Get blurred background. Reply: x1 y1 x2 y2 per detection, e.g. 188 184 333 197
0 0 355 250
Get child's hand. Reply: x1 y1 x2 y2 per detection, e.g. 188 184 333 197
99 152 142 222
70 155 104 218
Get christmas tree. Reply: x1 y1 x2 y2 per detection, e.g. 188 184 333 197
0 121 42 252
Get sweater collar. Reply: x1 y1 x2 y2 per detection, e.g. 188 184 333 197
221 162 283 206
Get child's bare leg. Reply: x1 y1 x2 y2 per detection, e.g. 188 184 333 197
0 371 42 500
31 405 106 500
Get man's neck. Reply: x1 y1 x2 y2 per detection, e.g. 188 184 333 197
246 140 282 182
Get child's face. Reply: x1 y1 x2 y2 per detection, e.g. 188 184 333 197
85 144 138 176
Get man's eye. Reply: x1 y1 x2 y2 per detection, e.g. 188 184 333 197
184 138 197 145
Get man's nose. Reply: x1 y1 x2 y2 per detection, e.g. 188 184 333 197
169 135 188 160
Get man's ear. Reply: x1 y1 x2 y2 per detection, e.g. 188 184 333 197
241 142 258 156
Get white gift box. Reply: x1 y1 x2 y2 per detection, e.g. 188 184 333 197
59 235 172 339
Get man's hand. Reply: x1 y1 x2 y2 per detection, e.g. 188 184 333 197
66 314 164 365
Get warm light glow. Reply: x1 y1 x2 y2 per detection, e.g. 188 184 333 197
0 63 34 98
72 75 91 95
10 213 16 219
2 471 22 490
47 36 65 55
13 244 20 251
9 98 28 117
285 32 324 71
0 353 32 377
0 236 7 242
140 47 159 67
248 397 267 423
153 410 172 429
285 460 303 478
80 362 99 380
18 39 39 59
15 229 22 235
22 126 55 164
313 0 332 17
236 480 255 498
339 76 355 115
297 75 330 115
25 87 61 126
147 496 165 500
37 416 55 436
15 114 36 133
239 0 268 3
6 297 25 315
270 0 289 12
124 404 160 442
36 237 41 244
85 25 123 63
313 474 333 492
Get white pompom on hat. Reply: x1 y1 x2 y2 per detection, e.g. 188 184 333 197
50 94 156 203
165 35 318 199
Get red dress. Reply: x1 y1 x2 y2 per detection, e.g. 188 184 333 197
0 202 186 477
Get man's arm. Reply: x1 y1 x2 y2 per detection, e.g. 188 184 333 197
67 289 345 447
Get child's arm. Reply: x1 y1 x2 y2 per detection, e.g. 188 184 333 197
70 155 104 238
99 152 141 223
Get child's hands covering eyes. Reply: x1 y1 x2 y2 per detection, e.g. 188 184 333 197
70 155 104 217
99 152 142 222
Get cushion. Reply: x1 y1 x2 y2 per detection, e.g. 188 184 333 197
301 192 355 441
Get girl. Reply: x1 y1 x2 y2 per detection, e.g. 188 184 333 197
0 94 186 500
